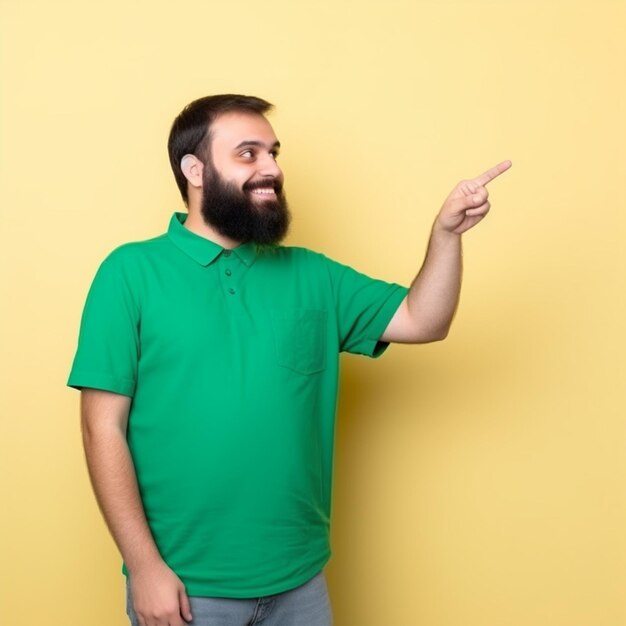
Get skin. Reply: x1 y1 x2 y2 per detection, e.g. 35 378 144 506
81 110 511 625
381 159 512 343
81 391 193 626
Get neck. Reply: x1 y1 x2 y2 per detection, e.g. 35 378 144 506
183 207 243 250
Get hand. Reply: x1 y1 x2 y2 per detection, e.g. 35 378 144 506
129 559 193 626
434 160 512 235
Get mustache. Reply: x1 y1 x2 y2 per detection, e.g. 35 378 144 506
242 178 283 193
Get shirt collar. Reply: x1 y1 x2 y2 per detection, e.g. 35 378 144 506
167 212 258 267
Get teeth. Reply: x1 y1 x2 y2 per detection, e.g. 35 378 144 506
251 188 275 195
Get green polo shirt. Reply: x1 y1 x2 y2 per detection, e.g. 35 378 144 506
68 212 408 598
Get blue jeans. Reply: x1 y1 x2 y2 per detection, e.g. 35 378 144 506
126 571 333 626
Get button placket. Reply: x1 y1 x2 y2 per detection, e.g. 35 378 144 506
220 250 239 298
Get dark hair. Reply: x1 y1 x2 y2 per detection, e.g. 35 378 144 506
168 94 273 205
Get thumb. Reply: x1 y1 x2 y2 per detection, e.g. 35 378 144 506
448 191 486 213
179 587 193 622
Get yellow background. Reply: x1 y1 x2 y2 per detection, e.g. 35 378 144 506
1 1 624 624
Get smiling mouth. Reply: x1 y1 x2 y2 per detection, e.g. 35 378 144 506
249 187 277 197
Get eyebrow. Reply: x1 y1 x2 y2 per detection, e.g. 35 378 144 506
234 140 281 151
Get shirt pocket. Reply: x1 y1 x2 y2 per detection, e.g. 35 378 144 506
271 308 327 375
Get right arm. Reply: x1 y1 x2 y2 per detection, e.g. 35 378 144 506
81 388 192 626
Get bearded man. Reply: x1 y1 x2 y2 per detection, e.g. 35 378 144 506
68 94 511 626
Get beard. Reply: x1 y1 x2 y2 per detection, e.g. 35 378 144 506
200 163 290 245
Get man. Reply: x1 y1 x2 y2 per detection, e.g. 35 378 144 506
68 94 511 626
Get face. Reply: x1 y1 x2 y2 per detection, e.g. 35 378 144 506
199 111 290 245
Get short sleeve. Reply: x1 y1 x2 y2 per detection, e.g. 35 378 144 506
67 252 140 397
321 254 409 357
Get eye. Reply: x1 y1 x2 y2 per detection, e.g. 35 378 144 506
240 149 254 158
270 150 280 160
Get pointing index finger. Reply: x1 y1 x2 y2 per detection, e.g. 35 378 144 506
473 160 512 186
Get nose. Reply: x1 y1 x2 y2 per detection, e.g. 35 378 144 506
258 153 283 180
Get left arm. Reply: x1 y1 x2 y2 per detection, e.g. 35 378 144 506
381 160 512 344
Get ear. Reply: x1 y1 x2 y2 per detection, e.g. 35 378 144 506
181 154 204 189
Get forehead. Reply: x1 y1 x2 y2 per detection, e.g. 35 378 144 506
210 111 278 150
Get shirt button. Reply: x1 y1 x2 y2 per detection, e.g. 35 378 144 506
225 269 232 276
228 287 236 295
223 250 232 257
